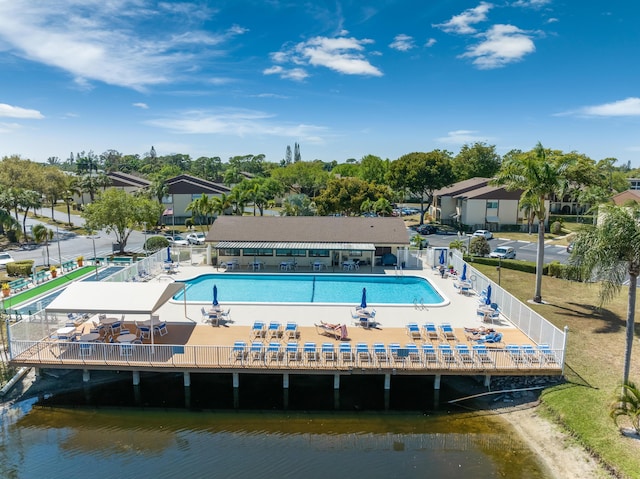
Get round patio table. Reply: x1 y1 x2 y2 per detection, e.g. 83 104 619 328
116 333 137 343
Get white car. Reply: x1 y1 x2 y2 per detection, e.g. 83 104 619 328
473 229 493 240
489 246 516 259
0 252 14 268
186 232 206 245
166 235 189 246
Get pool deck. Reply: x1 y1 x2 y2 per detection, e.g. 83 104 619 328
9 263 563 377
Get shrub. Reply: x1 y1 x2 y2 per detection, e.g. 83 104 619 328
469 236 490 256
6 260 34 277
551 221 563 235
145 235 169 252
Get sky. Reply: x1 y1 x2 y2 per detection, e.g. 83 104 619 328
1 0 640 167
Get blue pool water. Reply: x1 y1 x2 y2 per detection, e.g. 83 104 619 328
175 274 445 305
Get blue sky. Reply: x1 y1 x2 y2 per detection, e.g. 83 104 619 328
1 0 639 167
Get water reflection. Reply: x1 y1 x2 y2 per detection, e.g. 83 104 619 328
0 374 548 479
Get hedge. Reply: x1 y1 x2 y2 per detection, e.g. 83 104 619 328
6 260 35 277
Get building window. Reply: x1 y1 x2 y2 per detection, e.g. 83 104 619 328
486 201 498 209
276 249 307 257
222 249 240 256
308 249 330 257
161 195 173 204
348 250 363 257
243 248 273 257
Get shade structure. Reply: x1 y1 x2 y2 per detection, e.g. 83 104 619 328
360 288 367 309
439 249 445 265
461 264 467 281
213 284 219 306
166 246 172 263
485 284 492 305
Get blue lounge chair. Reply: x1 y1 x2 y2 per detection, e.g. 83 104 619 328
250 341 264 361
339 342 354 362
374 343 388 364
438 344 456 365
455 344 474 365
268 322 282 339
286 342 301 362
406 323 421 340
506 344 526 365
405 343 421 363
322 343 336 362
421 344 438 364
472 344 493 364
285 322 298 340
250 321 266 339
439 323 457 341
422 323 438 341
231 340 247 361
266 342 283 363
521 344 541 364
537 344 557 364
356 342 371 363
304 342 318 362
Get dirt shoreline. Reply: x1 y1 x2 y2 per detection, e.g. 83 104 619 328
2 369 613 478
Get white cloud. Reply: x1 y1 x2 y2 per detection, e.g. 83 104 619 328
0 122 23 134
389 34 415 52
0 0 247 91
436 130 492 144
576 97 640 117
146 108 328 141
0 103 44 119
459 24 535 69
512 0 551 7
425 38 437 48
133 102 149 109
434 2 493 35
266 35 382 78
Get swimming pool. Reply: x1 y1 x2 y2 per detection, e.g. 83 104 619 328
174 274 447 306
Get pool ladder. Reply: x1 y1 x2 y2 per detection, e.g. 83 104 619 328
310 275 316 302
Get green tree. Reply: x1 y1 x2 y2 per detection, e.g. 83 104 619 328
469 236 490 256
281 194 316 216
41 167 68 222
359 154 389 185
186 194 214 229
451 142 501 181
570 204 640 385
83 189 162 253
315 177 392 216
493 143 574 303
610 381 640 434
271 161 329 197
211 193 232 218
387 151 455 225
32 224 54 267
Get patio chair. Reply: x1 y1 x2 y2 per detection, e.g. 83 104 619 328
438 344 456 365
339 342 354 363
154 322 168 337
268 322 282 339
231 341 247 361
388 343 401 363
250 341 264 362
110 321 122 336
439 323 457 342
472 344 493 365
285 322 299 340
266 342 283 363
250 321 266 339
521 344 541 364
537 344 558 365
356 343 371 363
422 323 439 341
374 343 388 365
421 344 438 365
455 344 474 365
406 323 421 340
322 343 336 362
286 342 301 362
304 342 318 362
120 343 133 357
137 325 151 340
405 343 421 364
506 344 526 365
79 342 93 357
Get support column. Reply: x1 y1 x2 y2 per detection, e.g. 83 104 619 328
183 371 191 387
333 373 340 390
384 373 391 390
434 374 441 390
232 372 240 388
484 374 491 388
283 373 289 389
132 370 140 386
82 369 90 382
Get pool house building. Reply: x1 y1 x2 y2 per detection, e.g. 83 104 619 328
207 216 411 271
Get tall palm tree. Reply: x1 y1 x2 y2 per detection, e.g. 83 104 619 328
570 204 640 385
32 224 54 267
210 193 232 219
493 143 574 303
519 192 540 235
19 190 42 237
228 188 248 216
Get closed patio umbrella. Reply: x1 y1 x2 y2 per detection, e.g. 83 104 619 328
213 284 219 306
166 246 172 263
360 288 367 309
439 249 445 265
485 284 492 305
461 264 467 281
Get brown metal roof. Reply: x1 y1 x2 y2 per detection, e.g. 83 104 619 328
434 177 490 196
458 185 523 200
206 216 409 245
167 174 231 195
107 171 151 188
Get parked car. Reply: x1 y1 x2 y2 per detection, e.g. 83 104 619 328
489 246 516 259
566 242 574 253
473 229 493 240
416 224 437 235
0 252 14 268
165 235 189 246
186 232 206 245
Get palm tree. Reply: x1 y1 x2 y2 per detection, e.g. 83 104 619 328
210 193 232 219
570 204 640 385
610 381 640 434
32 224 54 267
493 143 574 303
19 190 42 237
228 187 248 216
518 192 540 235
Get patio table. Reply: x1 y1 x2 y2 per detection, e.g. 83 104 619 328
80 332 100 342
116 333 137 343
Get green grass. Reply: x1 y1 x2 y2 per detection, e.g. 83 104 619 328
2 267 94 311
474 264 640 478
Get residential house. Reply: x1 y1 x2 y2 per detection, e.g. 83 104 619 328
162 174 231 226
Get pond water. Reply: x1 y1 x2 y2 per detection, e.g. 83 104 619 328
0 373 548 478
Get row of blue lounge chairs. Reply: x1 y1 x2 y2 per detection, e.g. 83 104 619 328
406 322 458 342
250 321 299 340
229 340 558 367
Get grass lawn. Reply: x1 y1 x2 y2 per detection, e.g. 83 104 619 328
474 264 640 478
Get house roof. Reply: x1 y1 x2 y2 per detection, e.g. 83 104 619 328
167 174 231 195
107 171 151 188
457 184 523 200
612 189 640 206
206 216 409 245
434 177 490 197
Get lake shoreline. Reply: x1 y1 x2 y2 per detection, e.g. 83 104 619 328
2 369 611 478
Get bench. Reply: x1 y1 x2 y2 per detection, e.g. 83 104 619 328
62 260 77 271
109 257 133 265
8 278 29 292
32 270 50 284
